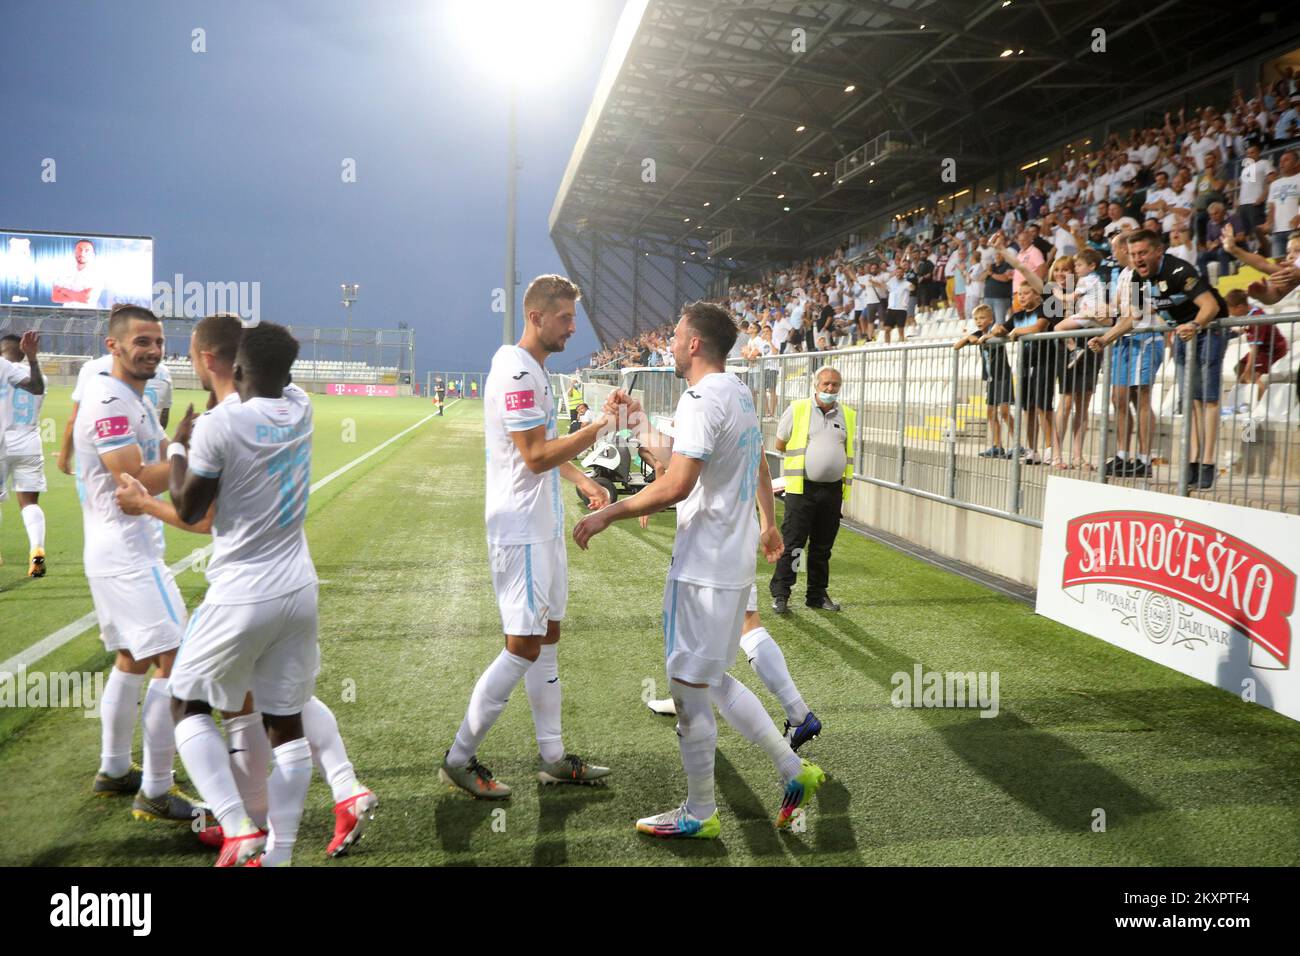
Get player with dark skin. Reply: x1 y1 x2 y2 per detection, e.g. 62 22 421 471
0 332 46 512
165 337 305 750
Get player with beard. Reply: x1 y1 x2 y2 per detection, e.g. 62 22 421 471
74 305 204 825
114 314 377 859
574 302 825 838
439 275 614 798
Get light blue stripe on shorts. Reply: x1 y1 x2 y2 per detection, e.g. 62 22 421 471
150 566 180 625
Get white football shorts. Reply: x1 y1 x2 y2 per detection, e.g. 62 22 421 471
5 453 46 493
89 565 187 661
663 578 749 687
489 536 568 636
169 583 320 716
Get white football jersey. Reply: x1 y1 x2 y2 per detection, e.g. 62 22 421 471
71 355 113 404
74 354 169 417
143 362 173 415
73 371 167 577
668 371 761 589
0 358 31 436
188 384 318 605
483 345 562 546
1 358 45 457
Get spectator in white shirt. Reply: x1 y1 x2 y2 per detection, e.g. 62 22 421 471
1267 149 1300 257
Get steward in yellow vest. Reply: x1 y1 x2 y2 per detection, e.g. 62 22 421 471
770 367 855 613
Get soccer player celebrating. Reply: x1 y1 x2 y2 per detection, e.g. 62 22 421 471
439 275 613 798
58 343 170 477
637 442 823 751
114 313 376 859
574 302 825 838
72 307 202 824
0 332 46 576
164 321 325 867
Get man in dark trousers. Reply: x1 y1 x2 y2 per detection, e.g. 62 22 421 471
769 366 855 613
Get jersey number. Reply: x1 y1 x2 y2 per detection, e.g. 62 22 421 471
267 443 311 528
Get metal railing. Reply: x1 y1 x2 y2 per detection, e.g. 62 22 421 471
579 311 1300 525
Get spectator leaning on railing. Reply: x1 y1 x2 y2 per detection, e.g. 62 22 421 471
1090 228 1230 490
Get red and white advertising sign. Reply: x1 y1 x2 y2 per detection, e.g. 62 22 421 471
1037 478 1300 721
326 383 397 397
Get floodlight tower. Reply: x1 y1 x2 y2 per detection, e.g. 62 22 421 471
341 282 359 368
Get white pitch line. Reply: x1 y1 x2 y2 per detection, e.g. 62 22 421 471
0 405 446 682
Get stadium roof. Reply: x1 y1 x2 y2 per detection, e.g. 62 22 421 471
552 0 1296 346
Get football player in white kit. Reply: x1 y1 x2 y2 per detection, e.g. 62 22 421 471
165 321 323 867
73 306 204 824
439 275 614 799
114 313 376 860
639 436 822 751
0 332 46 576
574 302 825 838
59 348 170 476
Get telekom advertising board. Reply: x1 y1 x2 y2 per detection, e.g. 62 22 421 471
326 384 398 397
1036 477 1299 722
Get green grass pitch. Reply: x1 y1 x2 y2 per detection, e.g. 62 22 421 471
1 393 1298 866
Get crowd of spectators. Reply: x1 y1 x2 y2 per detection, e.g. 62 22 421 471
582 77 1300 486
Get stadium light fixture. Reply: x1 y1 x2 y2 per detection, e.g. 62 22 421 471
703 201 710 206
446 0 601 344
1000 49 1013 57
340 283 359 365
777 193 785 199
844 84 855 93
783 206 791 212
795 125 806 132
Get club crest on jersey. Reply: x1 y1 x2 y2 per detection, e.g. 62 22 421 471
505 389 535 411
94 416 130 439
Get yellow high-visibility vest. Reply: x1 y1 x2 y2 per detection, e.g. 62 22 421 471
782 398 855 500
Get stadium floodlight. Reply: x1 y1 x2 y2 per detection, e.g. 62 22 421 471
341 283 359 366
444 0 601 344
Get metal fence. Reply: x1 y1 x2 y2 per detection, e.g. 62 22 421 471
0 309 415 386
581 311 1300 525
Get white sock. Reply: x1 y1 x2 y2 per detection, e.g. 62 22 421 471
1140 452 1151 465
21 504 45 551
174 713 247 832
739 628 809 724
524 644 564 763
262 737 313 867
224 712 271 829
140 678 176 799
671 682 717 820
711 673 802 783
98 669 146 777
302 696 361 803
1117 450 1128 460
447 649 533 767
